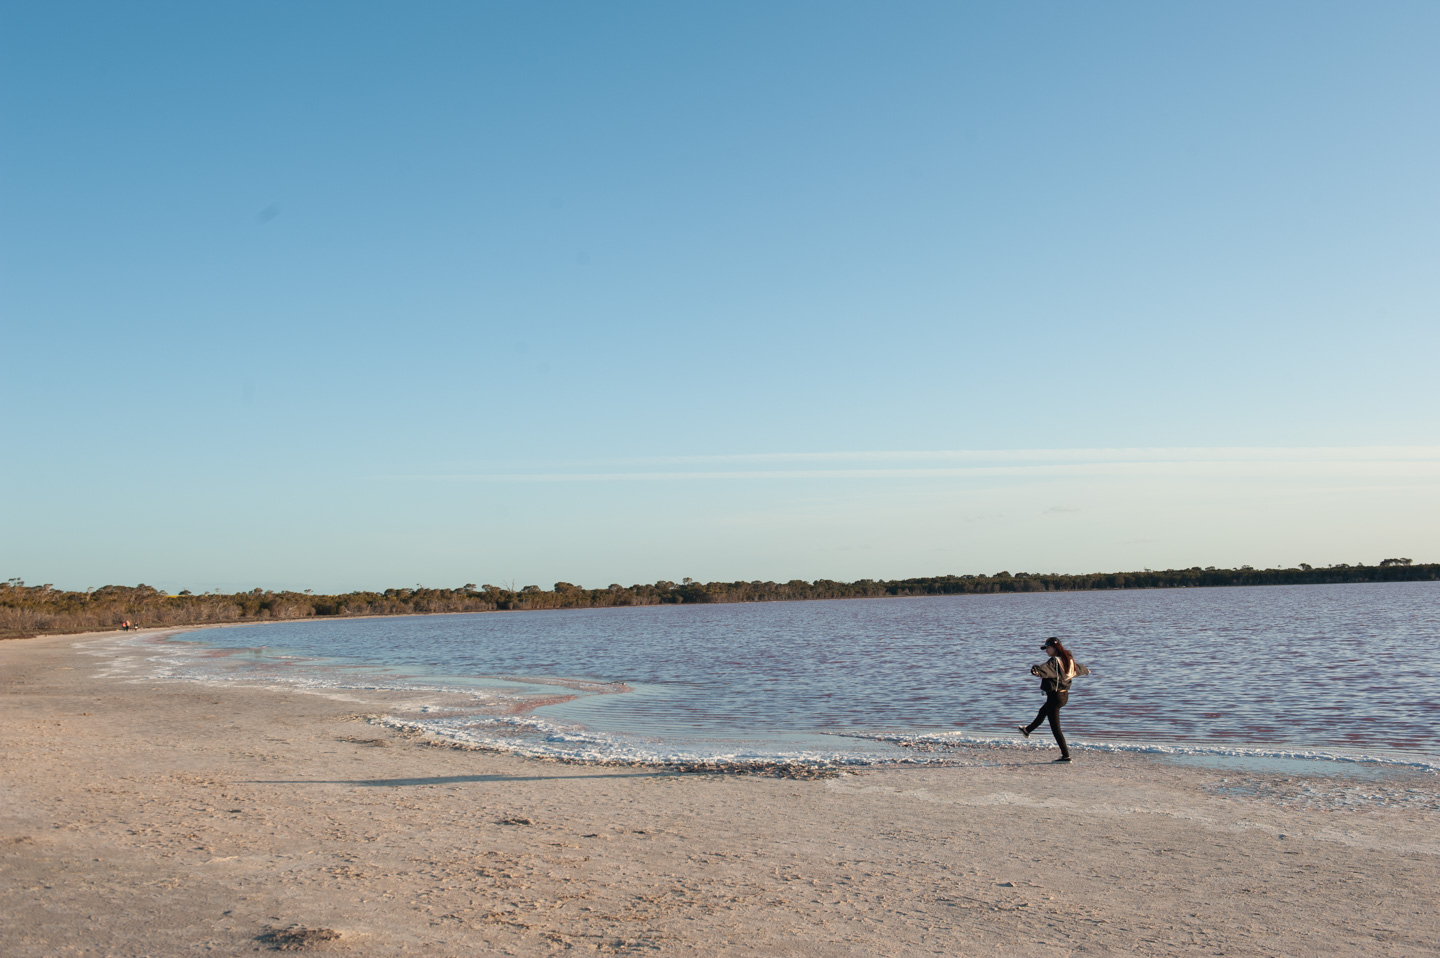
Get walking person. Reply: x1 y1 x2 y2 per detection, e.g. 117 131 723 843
1019 637 1088 762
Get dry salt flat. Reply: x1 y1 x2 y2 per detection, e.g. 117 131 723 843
3 631 1438 957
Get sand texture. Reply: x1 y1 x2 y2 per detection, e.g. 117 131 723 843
3 632 1439 956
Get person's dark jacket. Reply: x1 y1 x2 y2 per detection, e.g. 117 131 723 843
1032 655 1090 694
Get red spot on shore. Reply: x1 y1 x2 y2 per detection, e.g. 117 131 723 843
502 694 577 715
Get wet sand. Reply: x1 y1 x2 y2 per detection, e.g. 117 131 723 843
3 632 1438 956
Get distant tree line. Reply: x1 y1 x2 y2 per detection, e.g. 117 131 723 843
1 559 1433 639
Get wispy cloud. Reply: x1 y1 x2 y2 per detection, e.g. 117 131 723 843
371 446 1440 482
598 446 1440 465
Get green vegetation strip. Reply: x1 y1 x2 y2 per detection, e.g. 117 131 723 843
1 559 1432 639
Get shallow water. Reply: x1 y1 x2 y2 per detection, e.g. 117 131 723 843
127 582 1439 770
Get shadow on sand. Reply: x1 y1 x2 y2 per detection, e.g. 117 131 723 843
244 771 680 787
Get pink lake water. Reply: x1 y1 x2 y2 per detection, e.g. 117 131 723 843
127 582 1439 771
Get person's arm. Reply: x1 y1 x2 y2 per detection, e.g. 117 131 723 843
1031 657 1062 681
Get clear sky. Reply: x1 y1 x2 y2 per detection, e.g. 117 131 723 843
3 2 1437 592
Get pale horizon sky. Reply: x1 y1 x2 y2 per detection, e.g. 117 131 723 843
4 3 1438 593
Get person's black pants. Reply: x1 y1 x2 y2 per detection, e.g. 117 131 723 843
1025 690 1069 757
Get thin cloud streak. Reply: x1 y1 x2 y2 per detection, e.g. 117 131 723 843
374 447 1440 483
621 445 1440 465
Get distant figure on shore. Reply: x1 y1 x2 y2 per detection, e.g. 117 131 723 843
1018 637 1088 762
121 620 130 631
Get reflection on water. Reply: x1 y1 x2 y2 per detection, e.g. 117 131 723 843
127 582 1438 768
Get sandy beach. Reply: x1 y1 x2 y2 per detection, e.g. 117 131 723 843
3 632 1438 957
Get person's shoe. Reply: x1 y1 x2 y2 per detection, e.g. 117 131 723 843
1053 755 1071 763
1018 725 1030 738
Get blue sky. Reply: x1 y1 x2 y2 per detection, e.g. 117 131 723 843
3 3 1437 592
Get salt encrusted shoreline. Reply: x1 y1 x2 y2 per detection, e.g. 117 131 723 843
3 632 1438 956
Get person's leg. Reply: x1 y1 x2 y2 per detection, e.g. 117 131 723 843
1045 696 1069 758
1024 702 1049 734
